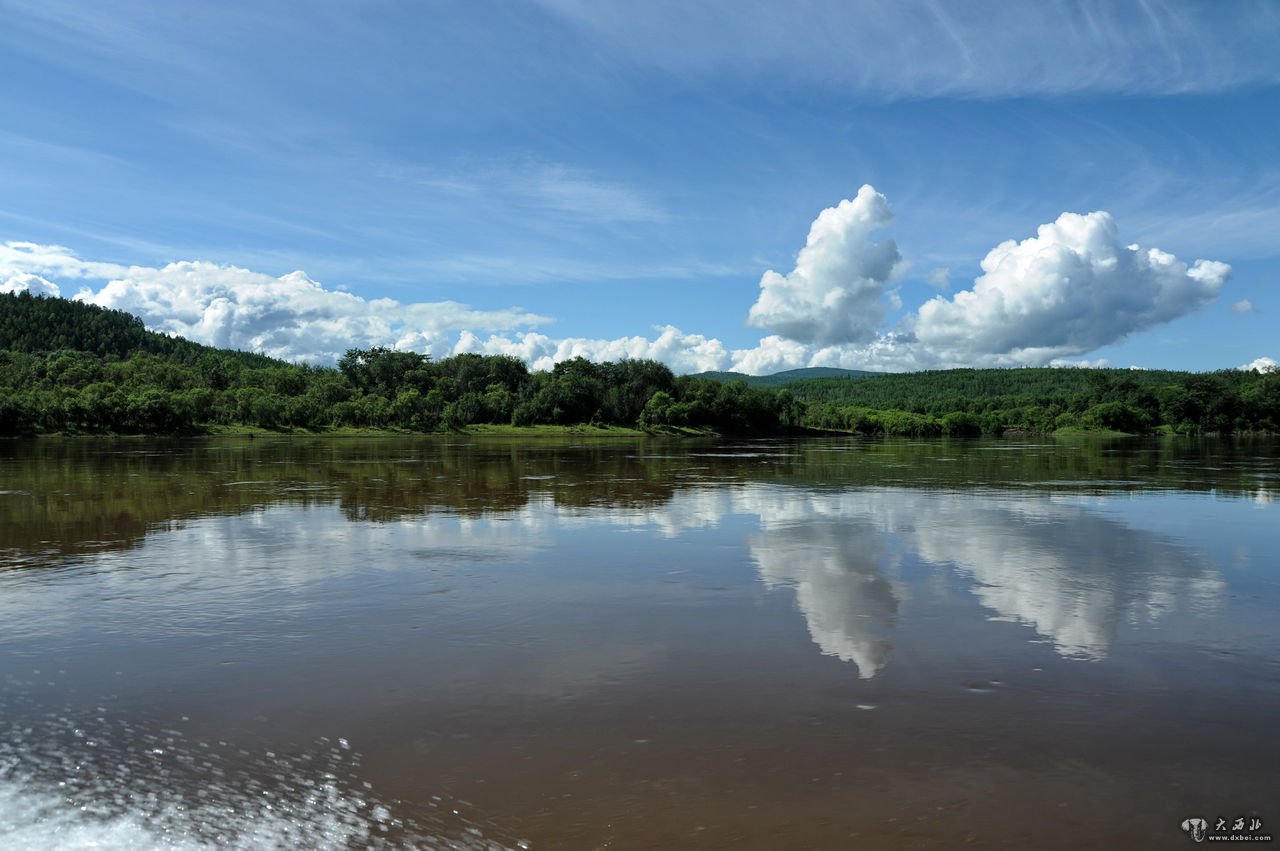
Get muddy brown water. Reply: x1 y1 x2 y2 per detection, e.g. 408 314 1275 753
1 435 1277 849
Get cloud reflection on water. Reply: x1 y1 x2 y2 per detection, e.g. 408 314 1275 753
733 488 1224 672
0 478 1230 679
751 519 897 678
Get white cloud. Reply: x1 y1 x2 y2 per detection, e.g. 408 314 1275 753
454 325 731 374
1 241 549 364
1239 356 1278 374
806 336 930 373
1049 358 1111 369
412 160 668 224
910 211 1230 366
728 335 810 375
1 272 61 297
746 184 902 346
3 238 738 374
0 194 1236 377
1231 299 1256 315
524 164 667 223
733 198 1230 373
0 241 127 281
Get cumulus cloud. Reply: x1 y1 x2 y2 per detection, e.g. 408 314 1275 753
731 199 1231 374
746 185 902 346
454 325 731 374
1239 356 1278 374
0 195 1236 376
0 241 128 281
910 211 1230 366
1 273 61 297
728 335 809 375
1231 299 1256 314
0 241 549 364
729 332 945 375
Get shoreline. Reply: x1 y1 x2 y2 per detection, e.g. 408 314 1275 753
6 425 1275 441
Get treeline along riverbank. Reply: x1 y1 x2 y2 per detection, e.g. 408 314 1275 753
0 293 794 435
1 292 1276 436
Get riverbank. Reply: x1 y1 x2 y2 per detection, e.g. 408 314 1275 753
9 422 725 439
12 424 1269 440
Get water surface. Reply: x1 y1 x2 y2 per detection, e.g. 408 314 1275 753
1 436 1277 848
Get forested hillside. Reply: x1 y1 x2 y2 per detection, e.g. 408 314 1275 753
0 292 798 435
1 292 1276 436
786 367 1279 435
689 367 876 386
0 290 279 367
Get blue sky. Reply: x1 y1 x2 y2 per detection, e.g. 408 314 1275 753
0 0 1276 373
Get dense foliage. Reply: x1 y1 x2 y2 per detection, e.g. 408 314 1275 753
0 293 795 435
782 367 1280 435
688 366 875 386
1 292 1275 436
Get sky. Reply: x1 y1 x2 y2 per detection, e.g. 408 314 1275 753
0 0 1277 374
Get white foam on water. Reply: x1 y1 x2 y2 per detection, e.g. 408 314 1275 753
0 771 385 850
0 712 517 851
0 775 351 850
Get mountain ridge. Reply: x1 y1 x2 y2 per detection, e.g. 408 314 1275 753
688 367 877 387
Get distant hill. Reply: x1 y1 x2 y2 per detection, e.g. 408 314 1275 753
783 367 1194 407
688 366 878 387
0 290 283 368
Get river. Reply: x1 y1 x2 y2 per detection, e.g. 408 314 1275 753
1 435 1277 848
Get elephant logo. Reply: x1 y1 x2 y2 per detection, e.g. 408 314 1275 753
1181 818 1208 843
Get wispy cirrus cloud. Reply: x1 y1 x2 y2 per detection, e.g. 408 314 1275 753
405 160 668 224
418 254 747 286
536 0 1280 98
523 164 667 223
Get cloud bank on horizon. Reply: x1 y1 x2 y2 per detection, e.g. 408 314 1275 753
0 187 1258 373
0 242 549 364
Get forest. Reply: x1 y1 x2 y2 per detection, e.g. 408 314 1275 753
783 364 1280 435
0 292 797 435
0 291 1277 436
